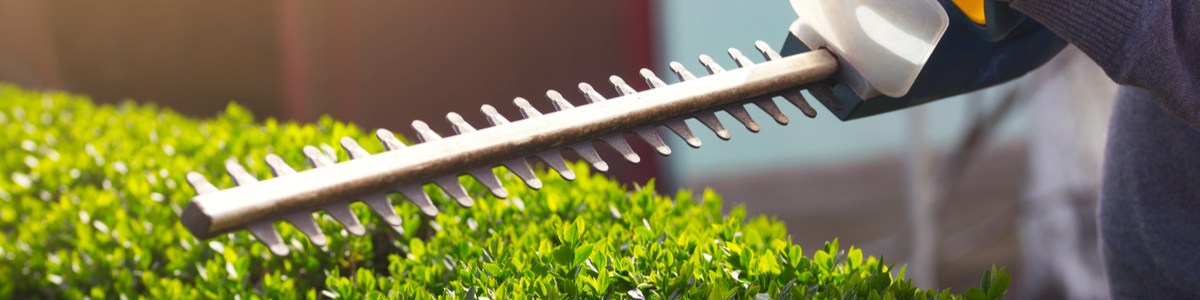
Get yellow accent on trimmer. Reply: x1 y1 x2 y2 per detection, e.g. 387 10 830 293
952 0 987 25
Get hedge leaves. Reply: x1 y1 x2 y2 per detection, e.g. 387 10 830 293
0 84 1007 299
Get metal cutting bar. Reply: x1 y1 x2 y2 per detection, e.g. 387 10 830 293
182 48 838 241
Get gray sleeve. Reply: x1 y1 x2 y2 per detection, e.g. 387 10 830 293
1009 0 1200 128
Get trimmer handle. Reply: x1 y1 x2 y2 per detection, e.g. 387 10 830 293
783 0 1067 121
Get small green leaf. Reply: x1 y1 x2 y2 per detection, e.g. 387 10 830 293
986 267 1010 300
573 244 594 267
965 287 986 300
482 263 502 276
848 248 863 269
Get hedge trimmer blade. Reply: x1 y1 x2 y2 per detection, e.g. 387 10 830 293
182 41 839 255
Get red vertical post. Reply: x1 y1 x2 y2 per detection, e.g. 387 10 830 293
276 0 313 121
617 0 664 186
332 1 359 121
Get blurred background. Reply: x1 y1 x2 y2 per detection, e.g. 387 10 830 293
0 1 1115 298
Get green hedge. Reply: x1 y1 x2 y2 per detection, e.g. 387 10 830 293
0 84 1008 299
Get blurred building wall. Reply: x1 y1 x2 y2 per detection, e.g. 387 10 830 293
0 1 660 183
658 0 1029 184
0 1 282 117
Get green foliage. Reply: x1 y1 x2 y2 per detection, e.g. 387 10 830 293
0 84 1009 299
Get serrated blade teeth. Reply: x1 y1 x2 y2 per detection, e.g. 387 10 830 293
601 135 640 163
609 75 676 154
503 158 543 189
665 119 702 148
469 167 509 198
633 127 671 155
435 176 474 207
181 40 839 254
399 185 438 216
671 60 732 139
753 97 790 125
265 154 298 176
339 137 371 160
225 158 291 253
728 48 754 67
319 144 338 161
724 104 761 132
780 89 818 118
225 159 259 186
323 203 366 236
331 140 399 226
536 150 577 180
446 112 477 134
642 66 705 147
547 90 575 110
609 76 638 95
362 193 403 226
669 61 699 81
578 83 606 104
570 142 609 172
755 40 783 61
303 146 335 167
248 221 289 256
513 97 543 118
697 54 726 74
260 157 329 247
412 120 442 142
186 172 219 195
283 212 326 247
640 68 669 88
611 74 671 154
376 129 406 151
481 104 510 125
290 149 362 239
695 112 732 140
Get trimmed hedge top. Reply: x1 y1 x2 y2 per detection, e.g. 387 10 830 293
0 84 1007 299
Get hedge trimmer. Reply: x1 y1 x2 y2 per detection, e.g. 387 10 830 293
182 0 1065 255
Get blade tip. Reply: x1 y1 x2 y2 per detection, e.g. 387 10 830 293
309 235 328 247
268 243 291 256
657 146 672 156
493 189 509 199
420 207 439 217
346 225 367 236
527 179 543 190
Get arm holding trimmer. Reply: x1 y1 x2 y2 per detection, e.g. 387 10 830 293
784 0 1199 127
1008 0 1200 128
784 0 1200 298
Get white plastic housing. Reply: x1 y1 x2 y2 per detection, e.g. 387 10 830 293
789 0 949 98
